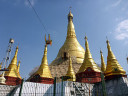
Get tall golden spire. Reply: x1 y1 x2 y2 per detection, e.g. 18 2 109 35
105 40 126 76
36 44 53 78
5 46 19 78
100 50 106 72
50 10 85 65
78 36 101 73
67 10 76 38
17 61 21 79
65 57 76 81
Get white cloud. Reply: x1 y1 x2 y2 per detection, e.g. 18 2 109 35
111 0 122 7
115 19 128 40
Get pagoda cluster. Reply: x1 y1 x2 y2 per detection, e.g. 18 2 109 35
0 10 126 85
0 46 22 85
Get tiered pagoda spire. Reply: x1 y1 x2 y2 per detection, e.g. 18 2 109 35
17 61 21 79
78 36 101 73
105 40 126 78
5 46 19 78
4 46 22 85
65 57 76 81
30 44 54 84
50 10 85 65
100 50 106 73
76 36 101 83
36 45 53 78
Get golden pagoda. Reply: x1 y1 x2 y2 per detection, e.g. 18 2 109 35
30 44 54 84
65 57 76 81
5 46 19 78
4 46 22 85
100 50 106 73
76 36 101 83
49 10 85 80
77 36 101 73
105 40 126 79
50 10 85 65
17 61 21 79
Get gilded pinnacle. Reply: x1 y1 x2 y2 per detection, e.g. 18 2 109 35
105 40 126 76
65 57 76 81
78 36 101 73
100 50 106 73
5 46 20 78
36 44 52 78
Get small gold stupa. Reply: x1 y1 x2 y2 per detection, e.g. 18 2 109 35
17 61 21 79
105 40 126 78
4 46 22 85
77 36 101 73
100 50 106 73
76 36 101 83
30 44 54 84
35 45 53 78
65 57 76 81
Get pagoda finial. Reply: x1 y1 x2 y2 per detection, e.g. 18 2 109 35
78 36 101 73
10 46 18 65
36 44 52 78
45 34 52 45
100 50 106 73
105 40 126 77
84 35 92 59
65 56 76 81
67 9 76 38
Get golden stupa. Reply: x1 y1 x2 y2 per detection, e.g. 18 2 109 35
77 36 101 73
65 57 76 81
35 44 53 78
49 10 85 78
5 46 21 79
105 40 126 77
17 61 22 79
50 10 85 65
100 50 106 73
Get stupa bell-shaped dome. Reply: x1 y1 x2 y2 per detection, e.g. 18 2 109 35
50 10 85 65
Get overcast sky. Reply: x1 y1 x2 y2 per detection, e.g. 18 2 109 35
0 0 128 78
